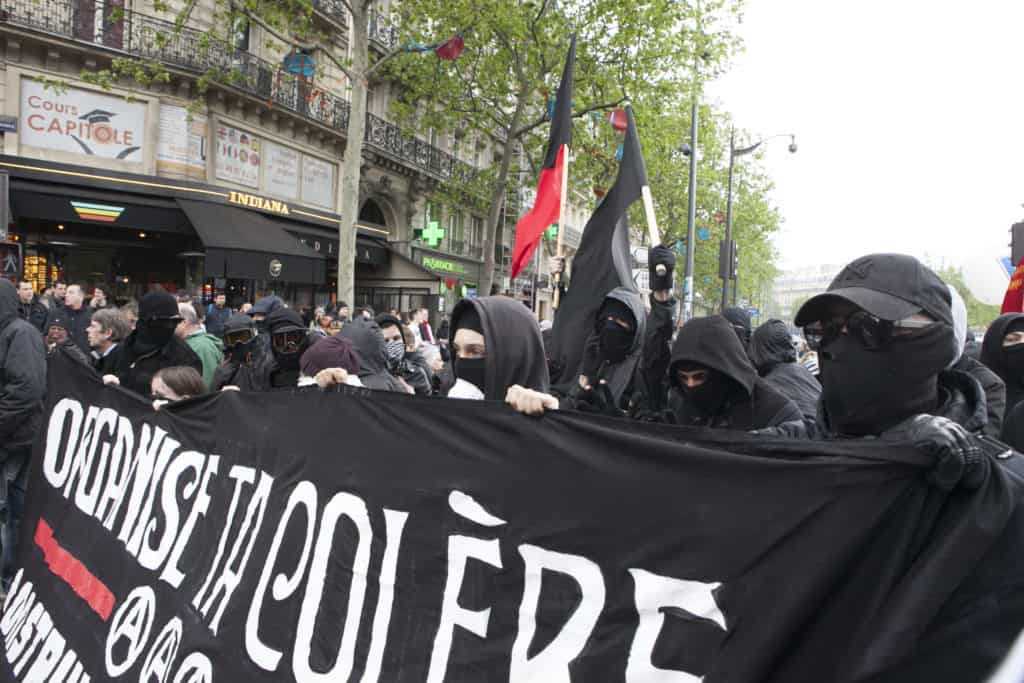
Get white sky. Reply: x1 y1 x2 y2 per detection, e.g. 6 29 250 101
708 0 1024 301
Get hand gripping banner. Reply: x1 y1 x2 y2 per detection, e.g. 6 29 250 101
1 352 1021 682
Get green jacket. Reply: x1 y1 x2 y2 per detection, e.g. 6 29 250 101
185 331 224 389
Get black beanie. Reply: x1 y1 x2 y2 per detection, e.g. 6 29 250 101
138 291 178 321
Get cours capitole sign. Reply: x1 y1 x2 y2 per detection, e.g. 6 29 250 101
19 78 146 162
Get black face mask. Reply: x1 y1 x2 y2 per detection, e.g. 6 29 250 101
598 319 634 364
820 323 953 436
1004 344 1024 383
455 357 487 394
134 321 176 351
681 370 735 415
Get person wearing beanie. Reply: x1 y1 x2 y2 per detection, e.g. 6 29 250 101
43 312 91 366
103 290 202 396
212 312 265 391
297 334 364 388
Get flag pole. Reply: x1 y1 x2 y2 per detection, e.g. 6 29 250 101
641 185 660 247
553 144 570 309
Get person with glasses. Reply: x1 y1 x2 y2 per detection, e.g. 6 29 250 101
104 290 202 396
175 302 224 390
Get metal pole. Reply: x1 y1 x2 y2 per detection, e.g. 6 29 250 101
722 127 735 312
683 64 699 322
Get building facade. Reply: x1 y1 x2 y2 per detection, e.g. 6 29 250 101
0 0 537 321
769 264 843 322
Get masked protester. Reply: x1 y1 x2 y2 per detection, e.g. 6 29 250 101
447 296 549 401
947 285 1004 437
244 308 317 390
722 306 753 349
339 318 410 392
106 290 202 397
748 319 822 423
981 313 1024 421
629 245 678 418
665 315 802 430
377 313 432 395
250 295 284 352
212 313 265 391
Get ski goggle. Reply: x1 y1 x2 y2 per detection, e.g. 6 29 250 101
224 329 256 347
271 330 305 353
803 311 933 351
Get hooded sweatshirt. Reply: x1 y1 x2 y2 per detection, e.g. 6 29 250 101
981 313 1024 420
0 279 46 450
749 319 822 422
184 329 225 389
667 315 802 430
447 296 549 401
946 288 1004 437
340 320 408 392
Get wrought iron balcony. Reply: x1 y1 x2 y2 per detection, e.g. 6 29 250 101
2 0 471 184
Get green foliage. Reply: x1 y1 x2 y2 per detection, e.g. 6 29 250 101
937 266 1002 330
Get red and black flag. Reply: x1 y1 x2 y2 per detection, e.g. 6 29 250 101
548 105 647 385
510 34 575 279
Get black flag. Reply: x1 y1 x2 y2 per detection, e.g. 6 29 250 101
549 104 647 385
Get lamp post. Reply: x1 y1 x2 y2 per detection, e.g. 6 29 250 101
683 75 700 322
721 129 797 311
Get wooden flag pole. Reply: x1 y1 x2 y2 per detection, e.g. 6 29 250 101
552 144 571 310
640 185 661 247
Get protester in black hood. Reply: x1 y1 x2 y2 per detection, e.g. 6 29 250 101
627 245 677 419
722 306 752 348
250 295 285 351
339 319 409 392
665 315 801 430
981 313 1024 420
0 279 46 589
376 313 432 395
103 291 202 396
558 287 647 414
247 308 318 389
948 285 1003 438
212 313 266 391
748 318 822 422
447 296 549 401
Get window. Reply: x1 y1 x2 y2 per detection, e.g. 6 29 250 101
231 15 250 51
449 210 465 250
470 216 484 247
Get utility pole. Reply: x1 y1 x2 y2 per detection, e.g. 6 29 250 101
683 63 699 322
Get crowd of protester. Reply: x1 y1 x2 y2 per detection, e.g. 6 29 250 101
3 248 1024 677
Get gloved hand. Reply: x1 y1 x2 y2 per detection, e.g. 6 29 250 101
885 415 986 491
649 245 675 293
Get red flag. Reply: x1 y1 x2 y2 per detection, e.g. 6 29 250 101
1002 262 1024 313
510 35 575 279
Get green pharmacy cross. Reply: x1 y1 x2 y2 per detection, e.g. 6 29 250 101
422 221 445 247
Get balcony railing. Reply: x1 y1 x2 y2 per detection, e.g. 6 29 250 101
2 0 471 184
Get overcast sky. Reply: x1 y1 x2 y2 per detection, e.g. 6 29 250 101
708 0 1024 301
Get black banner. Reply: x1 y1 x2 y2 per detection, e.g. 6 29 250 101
1 353 1021 682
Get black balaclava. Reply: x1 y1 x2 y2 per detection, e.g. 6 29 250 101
134 291 179 353
596 299 635 364
453 307 486 392
722 307 752 347
223 313 259 365
821 322 955 436
675 362 738 417
1002 319 1024 380
266 308 307 371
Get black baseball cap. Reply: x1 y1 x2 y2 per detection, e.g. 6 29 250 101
795 253 953 327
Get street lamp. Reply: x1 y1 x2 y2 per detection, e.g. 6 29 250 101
721 130 796 311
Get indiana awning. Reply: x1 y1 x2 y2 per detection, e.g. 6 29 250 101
177 199 326 285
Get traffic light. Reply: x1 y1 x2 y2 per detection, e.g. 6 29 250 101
731 241 739 281
1012 222 1024 266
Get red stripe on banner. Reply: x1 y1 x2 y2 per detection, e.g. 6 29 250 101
510 145 566 279
34 518 116 621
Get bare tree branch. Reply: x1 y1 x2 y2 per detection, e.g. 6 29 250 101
512 96 627 138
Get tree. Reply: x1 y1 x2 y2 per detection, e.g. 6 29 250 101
938 266 1002 330
82 0 450 304
391 0 742 296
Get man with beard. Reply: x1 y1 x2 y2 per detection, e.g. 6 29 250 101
0 279 45 589
748 318 821 423
104 291 202 396
446 296 549 401
212 313 264 391
779 253 1024 682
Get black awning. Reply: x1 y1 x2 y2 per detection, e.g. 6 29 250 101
178 199 326 285
12 187 191 234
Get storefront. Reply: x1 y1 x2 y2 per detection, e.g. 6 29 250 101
410 247 482 316
0 155 438 307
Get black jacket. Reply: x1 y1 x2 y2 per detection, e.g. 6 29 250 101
667 315 803 430
340 320 408 393
627 294 676 418
448 296 549 400
105 331 203 396
47 303 92 355
981 313 1024 418
0 280 46 451
749 319 822 422
93 344 121 376
18 298 47 333
952 354 1005 438
400 351 433 396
